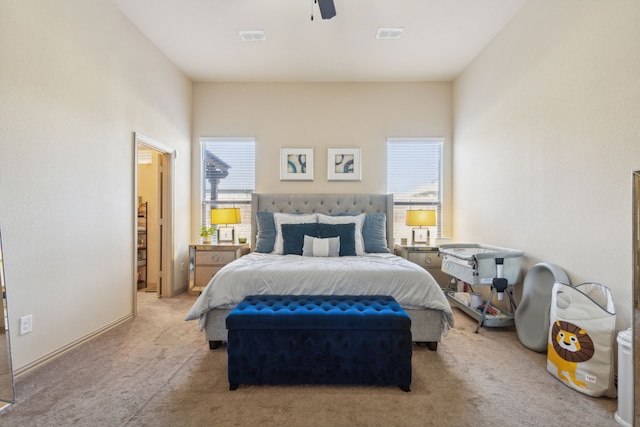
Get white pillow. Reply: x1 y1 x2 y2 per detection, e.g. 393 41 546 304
316 213 365 256
302 235 340 257
272 213 317 255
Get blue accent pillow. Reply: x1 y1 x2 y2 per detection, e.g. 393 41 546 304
281 223 319 255
317 223 356 256
255 211 275 253
338 213 389 253
362 213 389 253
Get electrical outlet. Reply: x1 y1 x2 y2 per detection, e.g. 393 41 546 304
20 314 33 335
180 262 185 272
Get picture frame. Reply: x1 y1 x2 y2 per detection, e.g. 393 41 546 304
218 226 235 243
327 147 361 181
412 228 428 245
280 148 314 181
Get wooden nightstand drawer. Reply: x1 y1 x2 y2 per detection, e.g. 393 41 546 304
406 251 442 268
195 250 237 266
395 244 449 288
188 244 250 295
194 266 223 287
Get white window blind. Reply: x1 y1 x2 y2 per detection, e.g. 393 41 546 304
201 138 255 241
387 138 443 244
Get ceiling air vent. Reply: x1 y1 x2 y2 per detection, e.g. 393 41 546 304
238 30 266 42
376 27 404 40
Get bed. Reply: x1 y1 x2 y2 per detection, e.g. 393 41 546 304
185 193 454 350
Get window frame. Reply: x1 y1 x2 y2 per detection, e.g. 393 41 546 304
387 137 444 245
200 137 256 242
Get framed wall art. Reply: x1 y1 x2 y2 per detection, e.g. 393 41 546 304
280 148 314 181
327 147 361 181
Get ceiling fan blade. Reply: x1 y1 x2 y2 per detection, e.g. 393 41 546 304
317 0 336 20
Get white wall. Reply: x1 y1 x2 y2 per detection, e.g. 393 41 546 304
191 82 453 243
0 0 192 371
453 0 640 328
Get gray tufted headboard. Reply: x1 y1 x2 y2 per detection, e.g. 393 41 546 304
251 193 394 251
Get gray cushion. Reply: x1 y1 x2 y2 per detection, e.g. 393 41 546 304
362 213 389 253
254 211 275 253
338 213 389 253
302 236 340 257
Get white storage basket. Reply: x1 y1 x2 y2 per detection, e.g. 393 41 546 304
547 282 617 398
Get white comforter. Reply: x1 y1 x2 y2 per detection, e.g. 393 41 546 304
185 252 454 332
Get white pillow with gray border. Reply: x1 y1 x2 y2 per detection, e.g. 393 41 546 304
302 235 340 257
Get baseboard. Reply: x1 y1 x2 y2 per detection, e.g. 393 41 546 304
14 313 134 378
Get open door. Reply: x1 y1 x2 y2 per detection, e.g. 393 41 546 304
134 133 175 313
137 148 162 296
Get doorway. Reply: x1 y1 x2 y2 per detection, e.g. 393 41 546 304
137 146 162 295
634 171 639 307
134 133 175 314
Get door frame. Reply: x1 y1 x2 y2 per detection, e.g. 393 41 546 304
133 132 176 313
633 170 639 425
634 171 640 306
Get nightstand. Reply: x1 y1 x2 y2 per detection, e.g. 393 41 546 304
394 244 449 289
188 244 250 295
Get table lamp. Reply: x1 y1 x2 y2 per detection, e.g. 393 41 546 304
211 208 241 243
405 210 436 245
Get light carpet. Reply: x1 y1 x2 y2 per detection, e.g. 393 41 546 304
0 291 619 426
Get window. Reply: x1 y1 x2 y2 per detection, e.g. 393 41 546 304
201 138 255 241
387 138 443 244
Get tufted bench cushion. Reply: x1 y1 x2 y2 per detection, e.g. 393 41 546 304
226 295 411 330
226 295 412 391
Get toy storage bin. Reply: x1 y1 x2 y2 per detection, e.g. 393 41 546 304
547 282 617 398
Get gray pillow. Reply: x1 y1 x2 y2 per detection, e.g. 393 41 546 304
302 235 340 257
254 211 275 253
362 213 389 253
338 213 389 253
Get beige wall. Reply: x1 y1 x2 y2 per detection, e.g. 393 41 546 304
0 0 192 370
453 0 640 328
191 82 453 242
6 0 636 374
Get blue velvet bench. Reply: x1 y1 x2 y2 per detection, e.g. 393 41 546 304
225 295 412 392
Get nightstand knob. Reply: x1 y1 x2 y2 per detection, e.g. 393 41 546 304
211 254 220 262
425 256 433 264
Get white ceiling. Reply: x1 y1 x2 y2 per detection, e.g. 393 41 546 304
112 0 527 83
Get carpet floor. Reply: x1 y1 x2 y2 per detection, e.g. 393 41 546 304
0 291 620 426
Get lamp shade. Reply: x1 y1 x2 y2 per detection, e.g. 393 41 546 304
211 208 241 225
405 210 436 227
